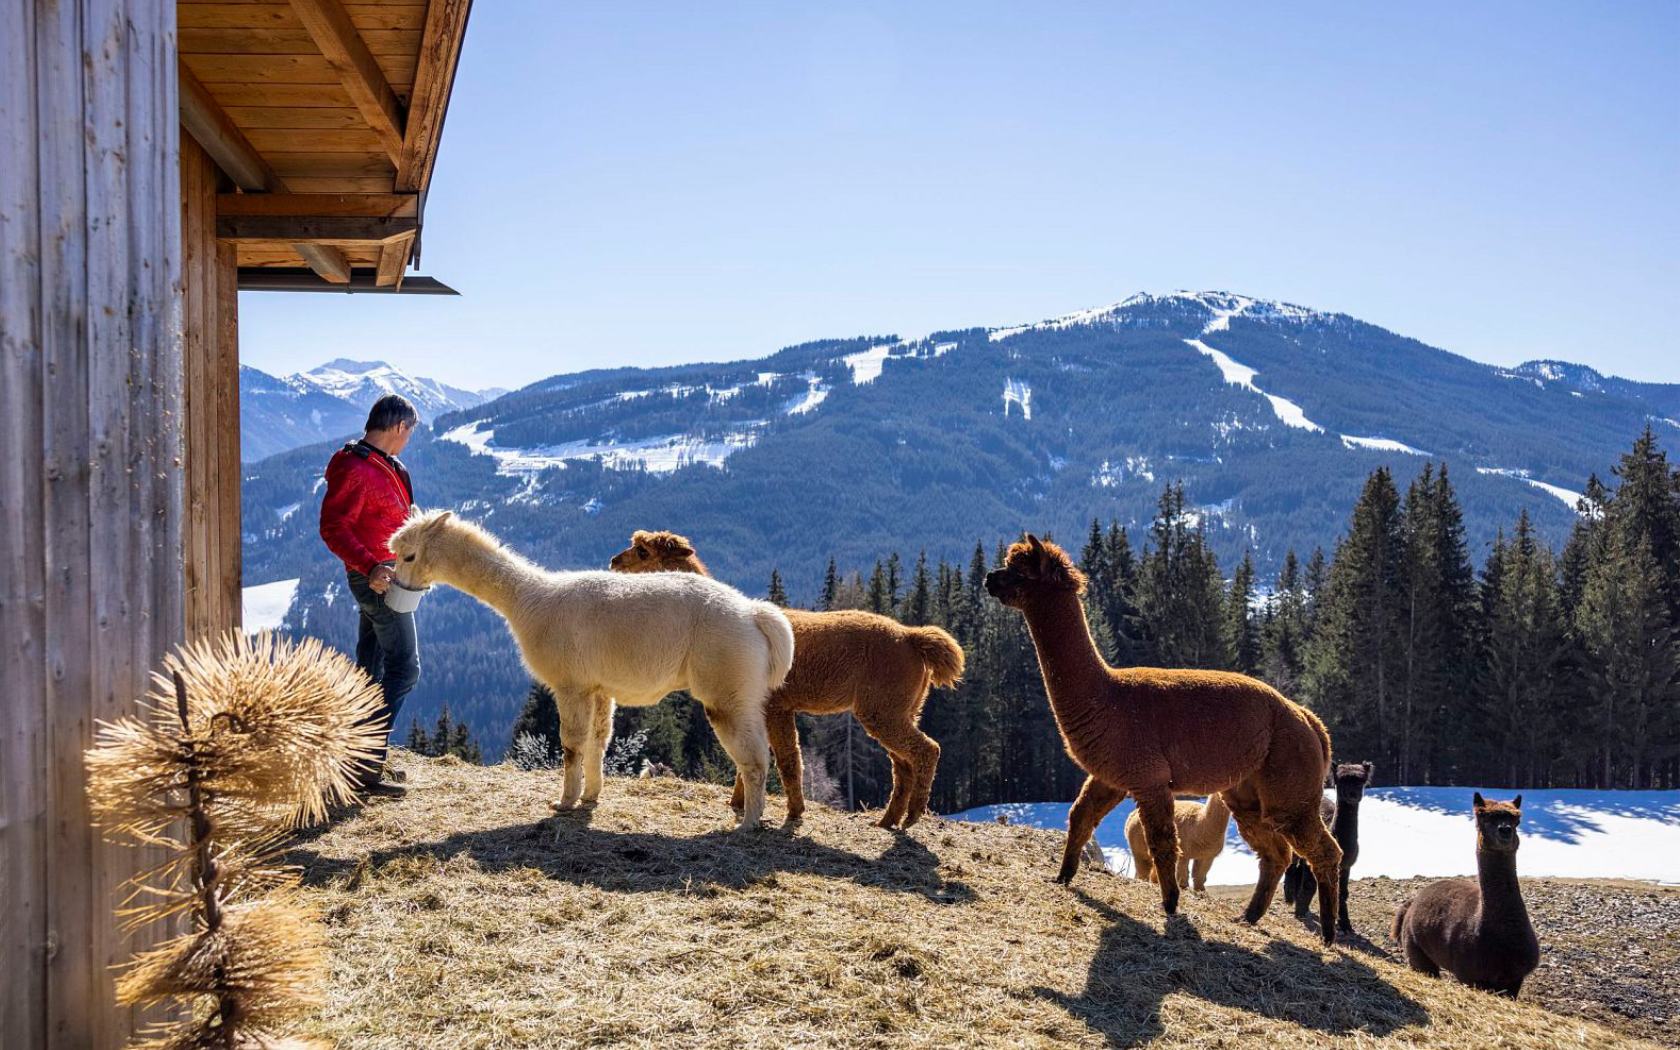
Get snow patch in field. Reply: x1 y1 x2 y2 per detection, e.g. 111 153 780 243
1476 467 1585 510
275 502 301 522
1003 378 1033 420
844 344 895 385
952 788 1680 886
1186 338 1323 432
1341 435 1431 456
1092 455 1154 488
242 578 299 633
784 373 830 415
441 420 760 476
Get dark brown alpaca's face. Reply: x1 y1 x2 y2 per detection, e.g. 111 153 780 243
1473 792 1523 853
608 531 695 574
1333 761 1372 806
984 534 1086 609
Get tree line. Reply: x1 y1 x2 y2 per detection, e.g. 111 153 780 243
505 429 1680 809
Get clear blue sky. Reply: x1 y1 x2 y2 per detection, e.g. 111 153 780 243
240 1 1679 389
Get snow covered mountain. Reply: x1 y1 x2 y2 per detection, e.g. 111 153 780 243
246 289 1680 577
239 288 1679 755
240 359 497 461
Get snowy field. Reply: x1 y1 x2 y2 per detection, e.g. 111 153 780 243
952 788 1680 886
242 578 300 633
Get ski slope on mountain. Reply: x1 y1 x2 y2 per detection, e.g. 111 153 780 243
952 787 1680 886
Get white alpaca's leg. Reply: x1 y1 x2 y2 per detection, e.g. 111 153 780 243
580 691 615 806
552 688 590 812
702 695 769 830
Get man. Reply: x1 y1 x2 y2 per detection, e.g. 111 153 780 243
319 393 421 794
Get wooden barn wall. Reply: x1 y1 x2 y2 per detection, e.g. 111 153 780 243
0 1 183 1048
181 133 243 639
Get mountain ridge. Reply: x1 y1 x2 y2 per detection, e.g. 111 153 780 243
240 289 1679 755
239 358 498 461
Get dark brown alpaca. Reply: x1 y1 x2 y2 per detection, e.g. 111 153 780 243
610 530 964 828
985 535 1345 944
1284 760 1371 933
1392 794 1540 996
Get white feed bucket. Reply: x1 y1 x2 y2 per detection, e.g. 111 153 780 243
383 580 428 613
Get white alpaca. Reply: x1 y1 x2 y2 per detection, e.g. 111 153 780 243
387 510 794 828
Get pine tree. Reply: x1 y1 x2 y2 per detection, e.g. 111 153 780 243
432 703 456 758
1576 526 1680 787
1261 550 1309 695
905 551 932 626
885 552 903 615
1305 468 1404 767
767 568 789 607
449 720 483 763
404 717 432 756
508 682 561 761
1138 484 1228 668
1477 513 1568 787
1226 550 1260 675
820 558 840 612
867 560 890 615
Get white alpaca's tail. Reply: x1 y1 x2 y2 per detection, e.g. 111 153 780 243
752 603 795 690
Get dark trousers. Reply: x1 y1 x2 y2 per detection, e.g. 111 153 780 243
346 567 420 783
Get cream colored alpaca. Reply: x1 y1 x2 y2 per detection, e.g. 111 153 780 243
388 510 794 828
1125 794 1231 892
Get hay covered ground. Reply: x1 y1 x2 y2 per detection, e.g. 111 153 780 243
287 754 1669 1049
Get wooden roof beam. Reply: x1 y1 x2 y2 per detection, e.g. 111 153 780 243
288 0 408 161
179 61 355 285
179 61 280 193
294 244 353 283
396 0 473 192
217 192 419 219
376 232 417 288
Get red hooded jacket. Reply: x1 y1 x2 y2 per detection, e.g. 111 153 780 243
318 440 414 576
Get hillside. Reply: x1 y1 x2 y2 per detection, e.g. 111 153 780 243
240 290 1680 757
285 755 1670 1049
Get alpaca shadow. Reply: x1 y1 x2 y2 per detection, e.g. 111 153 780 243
290 815 975 905
1035 891 1427 1046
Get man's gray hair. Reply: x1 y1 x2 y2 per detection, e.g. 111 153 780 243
365 393 419 433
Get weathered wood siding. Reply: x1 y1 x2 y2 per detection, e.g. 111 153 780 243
0 1 185 1047
181 133 243 638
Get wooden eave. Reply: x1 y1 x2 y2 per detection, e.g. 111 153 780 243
178 0 473 288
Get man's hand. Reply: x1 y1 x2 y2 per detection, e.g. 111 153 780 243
368 564 397 594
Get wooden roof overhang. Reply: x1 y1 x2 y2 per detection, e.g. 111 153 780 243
178 0 472 291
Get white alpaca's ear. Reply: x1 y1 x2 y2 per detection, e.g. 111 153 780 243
428 509 455 529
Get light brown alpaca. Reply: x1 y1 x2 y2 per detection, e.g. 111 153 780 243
986 535 1345 944
610 530 965 828
1126 793 1231 892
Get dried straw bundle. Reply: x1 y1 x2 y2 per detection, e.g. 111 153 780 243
86 631 387 1050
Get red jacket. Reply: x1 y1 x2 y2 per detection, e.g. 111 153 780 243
319 441 414 576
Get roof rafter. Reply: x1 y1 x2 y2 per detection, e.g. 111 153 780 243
396 0 473 192
178 61 355 284
287 0 408 161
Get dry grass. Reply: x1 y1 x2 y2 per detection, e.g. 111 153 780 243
286 755 1661 1049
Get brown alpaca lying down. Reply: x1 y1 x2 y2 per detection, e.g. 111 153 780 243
1126 793 1230 892
985 535 1345 944
1392 793 1540 996
610 530 964 828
